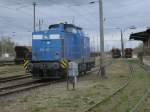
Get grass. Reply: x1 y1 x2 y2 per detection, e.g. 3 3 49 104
0 65 24 77
91 59 150 112
0 59 149 112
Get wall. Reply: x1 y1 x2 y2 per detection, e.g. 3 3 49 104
143 37 150 55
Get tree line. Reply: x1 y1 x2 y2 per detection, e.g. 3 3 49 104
0 36 15 56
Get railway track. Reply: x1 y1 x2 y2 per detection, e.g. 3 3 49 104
129 89 150 112
128 63 150 112
0 59 114 98
84 60 134 112
0 60 15 66
138 62 150 72
0 74 32 83
0 80 59 97
84 60 150 112
86 59 114 76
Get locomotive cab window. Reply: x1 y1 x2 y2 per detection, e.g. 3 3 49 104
65 26 77 34
77 28 84 35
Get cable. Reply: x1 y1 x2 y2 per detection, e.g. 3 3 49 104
0 16 31 31
0 2 34 31
68 5 98 27
0 3 32 16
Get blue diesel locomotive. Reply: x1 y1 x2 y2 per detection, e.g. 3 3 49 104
29 23 95 79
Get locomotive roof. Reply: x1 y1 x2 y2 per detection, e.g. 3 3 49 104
49 23 82 30
15 46 32 52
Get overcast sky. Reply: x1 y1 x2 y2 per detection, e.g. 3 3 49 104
0 0 149 50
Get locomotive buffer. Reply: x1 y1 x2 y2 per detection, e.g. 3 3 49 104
24 60 29 71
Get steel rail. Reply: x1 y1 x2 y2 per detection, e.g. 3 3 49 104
0 59 114 98
0 81 53 97
129 62 150 112
138 62 150 72
0 75 24 81
0 60 15 66
0 80 38 91
129 89 150 112
84 61 133 112
0 75 31 83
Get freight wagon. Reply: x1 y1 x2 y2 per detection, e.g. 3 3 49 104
124 48 133 58
15 46 32 64
27 23 95 79
111 48 121 58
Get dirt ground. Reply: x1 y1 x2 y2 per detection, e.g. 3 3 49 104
0 59 149 112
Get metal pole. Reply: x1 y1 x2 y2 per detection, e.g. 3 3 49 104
33 2 36 32
72 16 75 24
92 37 94 53
121 29 124 58
97 36 99 55
1 41 3 56
93 37 95 54
39 19 41 31
99 0 106 78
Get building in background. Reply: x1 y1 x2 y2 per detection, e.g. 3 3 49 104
130 29 150 55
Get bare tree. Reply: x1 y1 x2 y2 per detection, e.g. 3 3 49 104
0 36 15 56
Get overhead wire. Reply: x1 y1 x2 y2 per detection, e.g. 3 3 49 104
0 1 140 42
67 5 98 27
0 15 31 31
0 2 33 32
0 4 32 16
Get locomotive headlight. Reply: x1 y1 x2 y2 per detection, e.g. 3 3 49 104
32 35 43 40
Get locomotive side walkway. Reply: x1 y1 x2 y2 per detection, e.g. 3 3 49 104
0 59 149 112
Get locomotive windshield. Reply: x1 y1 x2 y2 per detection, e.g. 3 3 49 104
65 26 77 33
48 24 83 34
77 28 84 35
